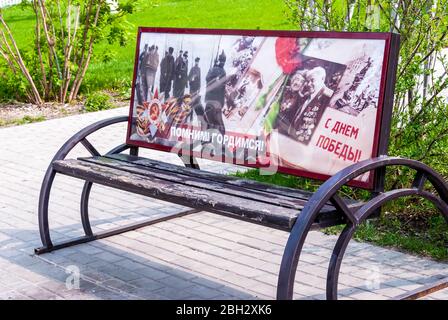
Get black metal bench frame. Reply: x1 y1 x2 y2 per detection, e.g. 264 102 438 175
35 30 448 300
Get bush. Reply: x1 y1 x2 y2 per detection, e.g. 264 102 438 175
0 0 138 104
283 0 448 189
253 1 448 259
84 92 113 112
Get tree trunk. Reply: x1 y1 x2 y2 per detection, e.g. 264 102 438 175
0 14 42 105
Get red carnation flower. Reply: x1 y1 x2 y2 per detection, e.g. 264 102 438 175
275 37 301 74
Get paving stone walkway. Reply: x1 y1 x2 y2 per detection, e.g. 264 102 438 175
0 108 446 300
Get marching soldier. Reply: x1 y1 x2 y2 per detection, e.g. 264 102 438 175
143 45 159 100
173 51 189 98
188 57 201 96
204 50 227 135
159 47 175 101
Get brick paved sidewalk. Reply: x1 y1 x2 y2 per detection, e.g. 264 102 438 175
0 108 446 300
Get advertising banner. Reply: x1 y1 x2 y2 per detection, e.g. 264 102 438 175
127 28 393 188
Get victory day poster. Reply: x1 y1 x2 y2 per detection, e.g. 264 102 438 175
127 29 389 186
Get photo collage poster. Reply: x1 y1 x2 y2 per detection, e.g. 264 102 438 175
127 29 390 186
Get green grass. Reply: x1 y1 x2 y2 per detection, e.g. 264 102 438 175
86 0 295 92
0 5 35 48
236 168 448 261
235 169 320 191
325 217 448 261
1 0 295 94
4 1 446 261
0 115 46 127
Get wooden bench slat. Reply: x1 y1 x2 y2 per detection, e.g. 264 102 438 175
105 154 314 201
104 153 358 207
52 158 347 230
80 156 326 212
53 159 302 229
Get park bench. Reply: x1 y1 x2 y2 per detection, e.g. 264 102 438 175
35 28 448 300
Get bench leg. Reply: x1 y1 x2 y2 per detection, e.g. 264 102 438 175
78 144 138 238
36 144 202 255
80 181 94 237
326 224 356 300
37 170 200 255
35 208 200 254
79 144 136 238
37 167 56 249
277 207 321 299
326 189 448 300
35 116 130 253
277 157 448 300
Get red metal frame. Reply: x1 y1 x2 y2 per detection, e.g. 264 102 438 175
126 27 397 190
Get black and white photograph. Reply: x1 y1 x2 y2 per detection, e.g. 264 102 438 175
128 30 388 182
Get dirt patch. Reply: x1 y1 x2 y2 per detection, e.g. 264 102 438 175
0 93 129 127
0 103 82 124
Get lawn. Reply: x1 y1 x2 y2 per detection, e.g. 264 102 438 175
235 169 448 261
2 0 447 261
2 0 295 94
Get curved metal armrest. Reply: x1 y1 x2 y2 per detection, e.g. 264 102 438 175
302 156 448 222
38 116 127 248
37 114 199 251
318 157 448 300
49 116 129 162
278 155 448 300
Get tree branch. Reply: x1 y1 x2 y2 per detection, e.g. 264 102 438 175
0 13 42 104
33 0 49 100
69 0 103 101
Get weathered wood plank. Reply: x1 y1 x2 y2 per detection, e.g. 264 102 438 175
53 159 305 229
80 156 337 213
106 154 315 200
104 154 360 207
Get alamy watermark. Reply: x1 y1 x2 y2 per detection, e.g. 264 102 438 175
365 5 381 30
65 265 80 290
364 265 382 290
170 127 281 176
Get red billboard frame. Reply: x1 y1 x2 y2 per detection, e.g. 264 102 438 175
126 27 399 190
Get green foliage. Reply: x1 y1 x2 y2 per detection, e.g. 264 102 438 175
0 0 139 103
115 79 132 100
325 216 448 261
282 0 448 246
2 0 293 99
84 91 113 112
235 169 316 190
284 0 448 183
235 168 371 200
0 69 28 102
16 114 46 124
237 169 447 260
